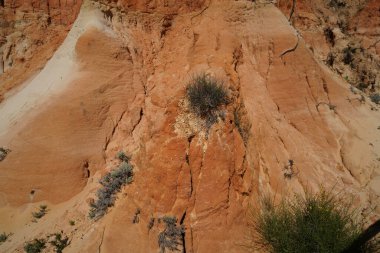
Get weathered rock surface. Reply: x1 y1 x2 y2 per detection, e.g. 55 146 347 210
0 0 82 101
0 1 379 253
278 0 380 96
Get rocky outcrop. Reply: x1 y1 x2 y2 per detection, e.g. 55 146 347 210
278 0 380 96
0 0 82 101
0 1 379 253
114 0 206 14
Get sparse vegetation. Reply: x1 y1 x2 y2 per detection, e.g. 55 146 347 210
343 46 355 66
50 233 69 253
24 239 46 253
32 205 48 219
337 19 348 33
116 151 130 162
132 208 141 224
0 232 10 244
370 93 380 105
328 0 346 9
0 147 10 161
326 52 335 66
324 27 335 46
148 217 155 230
283 159 298 179
158 216 184 253
248 189 377 253
186 73 229 125
69 220 75 226
89 161 133 219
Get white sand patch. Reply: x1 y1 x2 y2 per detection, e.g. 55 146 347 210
0 0 113 140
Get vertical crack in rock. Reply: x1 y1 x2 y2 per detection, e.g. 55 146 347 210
288 0 297 21
131 108 144 135
265 41 274 89
104 110 127 151
180 211 187 253
187 135 194 196
232 45 243 72
321 78 332 104
98 227 106 253
304 74 317 103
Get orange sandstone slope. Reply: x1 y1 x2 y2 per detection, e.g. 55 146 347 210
0 0 379 252
0 0 82 102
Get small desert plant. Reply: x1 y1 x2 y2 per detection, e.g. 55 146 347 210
326 52 335 66
148 217 155 230
32 205 48 219
370 93 380 105
69 220 75 226
24 239 46 253
248 189 376 253
116 151 130 162
89 162 133 219
132 208 141 224
343 46 355 66
0 147 10 161
338 19 348 33
324 27 335 46
0 232 9 244
50 233 69 253
186 73 229 124
158 216 185 253
328 0 346 8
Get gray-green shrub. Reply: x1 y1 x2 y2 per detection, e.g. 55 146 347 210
116 151 130 162
370 93 380 105
158 216 184 253
89 162 133 219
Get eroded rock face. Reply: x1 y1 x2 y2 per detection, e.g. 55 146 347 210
4 0 81 25
0 1 379 253
115 0 206 13
278 0 380 96
81 1 380 252
0 0 82 101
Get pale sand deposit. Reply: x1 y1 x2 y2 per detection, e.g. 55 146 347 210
0 1 112 142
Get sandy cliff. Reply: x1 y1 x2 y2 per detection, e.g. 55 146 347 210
0 0 379 252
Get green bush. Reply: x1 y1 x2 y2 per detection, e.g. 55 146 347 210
186 74 228 124
249 190 376 253
89 162 133 219
24 239 46 253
